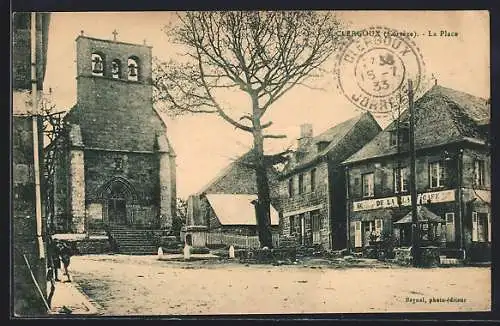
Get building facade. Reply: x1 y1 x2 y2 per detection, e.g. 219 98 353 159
277 112 381 250
12 12 51 316
343 85 491 262
51 34 176 234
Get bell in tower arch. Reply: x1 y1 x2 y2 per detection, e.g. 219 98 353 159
127 57 139 81
91 53 104 76
111 59 121 79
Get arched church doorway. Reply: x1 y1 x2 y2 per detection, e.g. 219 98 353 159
97 177 137 226
108 184 127 224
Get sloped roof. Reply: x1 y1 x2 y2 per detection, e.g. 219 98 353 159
283 112 380 173
206 194 279 226
196 149 279 195
64 104 174 153
394 206 445 224
343 85 490 164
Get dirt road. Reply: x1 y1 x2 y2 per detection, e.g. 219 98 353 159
69 255 491 315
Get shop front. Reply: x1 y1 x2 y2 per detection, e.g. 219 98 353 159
349 189 461 254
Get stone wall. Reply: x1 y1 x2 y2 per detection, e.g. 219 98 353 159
76 36 152 85
12 116 47 316
70 149 86 233
159 152 176 229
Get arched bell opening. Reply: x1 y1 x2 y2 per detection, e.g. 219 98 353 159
127 56 139 81
91 52 105 76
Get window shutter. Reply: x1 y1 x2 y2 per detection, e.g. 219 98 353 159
488 213 491 243
445 212 455 242
472 212 478 242
354 221 362 248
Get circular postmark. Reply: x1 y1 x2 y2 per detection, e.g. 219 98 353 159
335 26 426 116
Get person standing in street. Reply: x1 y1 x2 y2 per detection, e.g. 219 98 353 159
57 241 73 283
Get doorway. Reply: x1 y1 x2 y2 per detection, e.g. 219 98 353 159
104 179 133 225
108 197 126 224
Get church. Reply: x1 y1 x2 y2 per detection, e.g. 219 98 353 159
50 33 176 235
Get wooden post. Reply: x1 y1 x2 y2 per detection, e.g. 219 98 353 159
408 79 420 266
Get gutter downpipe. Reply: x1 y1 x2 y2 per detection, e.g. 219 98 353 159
458 148 465 260
345 165 351 252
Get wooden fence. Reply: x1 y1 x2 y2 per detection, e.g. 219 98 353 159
206 232 280 248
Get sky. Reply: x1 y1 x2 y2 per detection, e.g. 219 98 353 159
42 11 490 199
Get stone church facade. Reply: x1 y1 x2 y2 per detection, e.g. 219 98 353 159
51 34 176 234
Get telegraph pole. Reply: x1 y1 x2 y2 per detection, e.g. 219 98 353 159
408 79 420 267
31 12 45 260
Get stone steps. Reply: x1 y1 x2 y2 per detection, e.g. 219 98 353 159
109 225 162 255
439 256 463 266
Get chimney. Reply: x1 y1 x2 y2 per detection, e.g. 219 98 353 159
298 123 313 150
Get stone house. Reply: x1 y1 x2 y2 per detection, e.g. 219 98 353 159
277 112 381 250
50 34 176 234
185 150 281 248
343 85 491 262
12 12 51 315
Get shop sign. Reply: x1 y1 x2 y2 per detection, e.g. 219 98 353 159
353 189 456 212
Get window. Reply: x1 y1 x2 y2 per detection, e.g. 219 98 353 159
429 161 445 188
127 57 139 81
472 212 490 243
317 141 329 152
289 216 295 235
298 173 304 194
399 129 409 144
390 129 409 147
474 159 486 186
91 53 104 76
111 59 121 79
114 158 123 172
310 169 316 192
390 131 398 147
288 178 294 197
362 173 374 197
374 218 384 241
393 167 408 193
419 223 431 241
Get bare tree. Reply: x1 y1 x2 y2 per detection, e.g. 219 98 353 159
154 11 343 248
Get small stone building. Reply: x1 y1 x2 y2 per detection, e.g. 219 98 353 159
50 34 176 234
185 150 281 248
277 112 381 250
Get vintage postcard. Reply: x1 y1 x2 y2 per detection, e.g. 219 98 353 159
12 10 491 317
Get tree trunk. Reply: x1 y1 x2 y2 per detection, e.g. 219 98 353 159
252 96 273 248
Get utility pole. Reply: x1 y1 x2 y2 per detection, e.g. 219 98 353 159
31 12 45 260
408 79 420 267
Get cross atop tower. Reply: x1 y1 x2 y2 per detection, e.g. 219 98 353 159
431 73 438 86
112 29 118 41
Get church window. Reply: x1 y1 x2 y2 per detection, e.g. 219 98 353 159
127 57 139 81
91 53 104 76
114 157 123 172
111 59 121 79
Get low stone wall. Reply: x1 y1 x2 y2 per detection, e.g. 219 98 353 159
65 238 112 255
394 246 441 267
239 247 297 264
394 247 412 266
